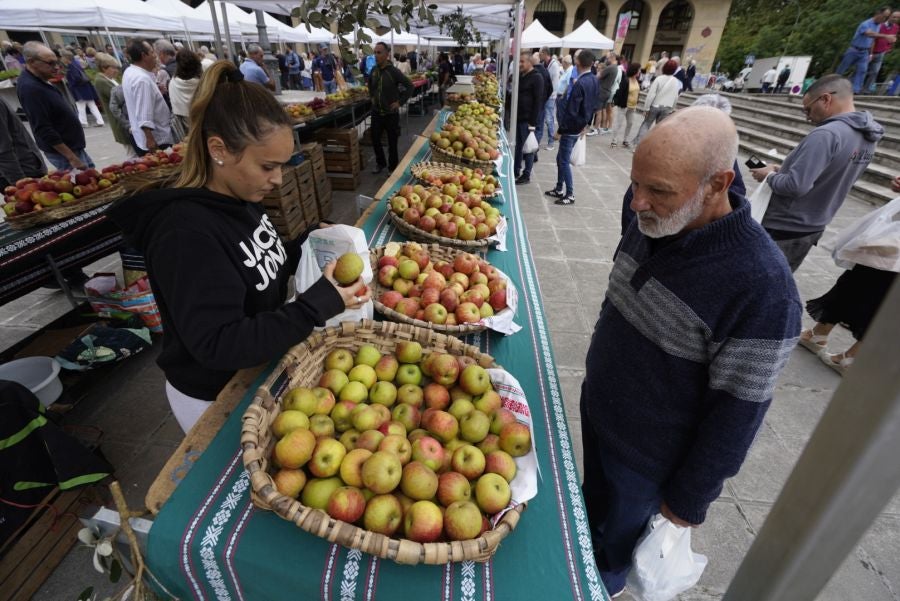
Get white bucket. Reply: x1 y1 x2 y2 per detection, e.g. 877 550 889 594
0 356 63 407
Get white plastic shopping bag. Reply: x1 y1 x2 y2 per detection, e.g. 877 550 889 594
626 514 707 601
830 197 900 272
295 225 373 327
522 131 539 154
570 135 586 166
749 174 772 224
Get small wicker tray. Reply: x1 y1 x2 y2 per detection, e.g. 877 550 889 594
120 163 181 194
429 142 496 170
370 244 494 335
409 162 501 202
388 210 492 250
5 185 126 230
240 320 526 565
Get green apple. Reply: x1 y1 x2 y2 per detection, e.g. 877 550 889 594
333 253 364 285
459 410 491 443
473 389 502 415
339 380 369 403
324 348 355 373
339 428 361 451
400 461 439 500
339 448 373 487
474 473 511 515
283 386 318 415
271 410 310 438
348 364 377 390
395 364 423 387
396 383 424 407
378 434 412 464
272 469 307 498
355 344 382 367
319 369 349 396
301 476 343 510
330 400 357 432
369 381 398 406
309 437 346 478
395 340 423 364
448 398 475 421
355 429 385 452
444 500 483 540
351 404 381 432
309 414 335 438
361 450 403 494
451 444 486 480
459 365 491 396
274 428 316 469
363 493 403 536
476 433 501 455
392 403 421 432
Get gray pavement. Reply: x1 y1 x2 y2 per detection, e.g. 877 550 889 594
5 110 899 600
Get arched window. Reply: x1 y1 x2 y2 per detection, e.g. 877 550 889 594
574 0 609 31
534 0 567 34
657 0 693 32
618 0 644 30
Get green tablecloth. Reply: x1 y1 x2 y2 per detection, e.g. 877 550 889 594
146 110 606 601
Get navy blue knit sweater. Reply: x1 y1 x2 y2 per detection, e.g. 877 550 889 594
582 194 801 525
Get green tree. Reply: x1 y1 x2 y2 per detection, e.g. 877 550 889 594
715 1 897 80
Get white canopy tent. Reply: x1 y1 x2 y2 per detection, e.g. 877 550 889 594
0 0 184 32
143 0 217 35
520 19 561 48
259 11 307 43
295 25 336 44
195 1 259 37
560 20 614 50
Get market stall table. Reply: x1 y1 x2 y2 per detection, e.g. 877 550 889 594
143 110 606 601
0 206 121 306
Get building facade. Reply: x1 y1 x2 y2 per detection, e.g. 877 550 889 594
525 0 731 74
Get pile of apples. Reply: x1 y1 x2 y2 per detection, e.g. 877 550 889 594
285 103 314 120
446 92 475 103
3 169 116 216
389 181 502 242
307 97 333 113
416 165 499 198
473 73 500 106
326 91 350 104
430 102 501 163
375 241 509 325
268 340 532 543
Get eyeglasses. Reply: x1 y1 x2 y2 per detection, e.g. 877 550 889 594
802 91 835 114
34 58 60 68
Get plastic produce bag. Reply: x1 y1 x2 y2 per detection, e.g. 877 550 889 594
749 174 772 224
626 514 708 601
830 197 900 272
570 135 586 166
522 131 539 154
295 225 373 328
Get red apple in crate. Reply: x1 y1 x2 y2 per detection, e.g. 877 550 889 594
394 298 419 318
378 265 399 287
421 287 440 307
430 353 460 387
326 486 367 523
499 422 532 457
439 288 459 312
392 403 421 432
423 409 459 444
410 435 445 472
403 500 443 543
437 471 471 506
489 289 508 311
490 408 517 436
423 382 451 410
453 253 478 275
379 434 412 464
423 303 448 324
355 429 385 452
380 291 403 309
455 302 481 324
378 255 399 269
485 450 517 482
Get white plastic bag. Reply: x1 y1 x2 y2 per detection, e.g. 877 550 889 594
295 225 373 327
749 174 772 224
570 135 586 166
522 130 539 154
626 514 708 601
830 197 900 272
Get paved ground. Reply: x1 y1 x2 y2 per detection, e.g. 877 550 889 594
4 108 898 600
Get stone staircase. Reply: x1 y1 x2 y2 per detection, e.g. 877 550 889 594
677 91 899 205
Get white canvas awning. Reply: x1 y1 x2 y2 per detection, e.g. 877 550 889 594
520 19 561 48
0 0 184 32
560 20 614 50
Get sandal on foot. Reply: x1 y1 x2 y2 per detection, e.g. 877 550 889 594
819 351 854 375
798 329 829 353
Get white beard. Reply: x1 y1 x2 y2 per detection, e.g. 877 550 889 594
637 185 706 238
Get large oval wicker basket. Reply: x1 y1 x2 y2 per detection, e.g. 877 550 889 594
370 244 498 335
387 210 493 250
409 162 501 203
240 320 527 565
4 185 126 231
429 142 496 171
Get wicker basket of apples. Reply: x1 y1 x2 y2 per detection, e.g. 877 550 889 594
241 320 534 565
3 170 125 230
386 182 505 250
410 162 501 203
371 242 513 335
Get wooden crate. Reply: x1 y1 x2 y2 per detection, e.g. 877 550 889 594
261 165 300 210
314 128 360 155
0 486 103 601
264 201 308 240
317 188 333 219
327 172 360 191
324 154 360 175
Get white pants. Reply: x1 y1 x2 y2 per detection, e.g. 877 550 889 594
165 381 212 433
76 99 104 126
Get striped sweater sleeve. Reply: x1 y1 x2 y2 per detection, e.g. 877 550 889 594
662 294 801 525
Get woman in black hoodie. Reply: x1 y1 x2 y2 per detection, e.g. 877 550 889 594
111 60 369 432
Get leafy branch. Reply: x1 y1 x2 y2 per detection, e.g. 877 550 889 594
438 7 482 48
294 0 437 65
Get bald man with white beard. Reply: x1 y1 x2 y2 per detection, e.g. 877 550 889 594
578 107 802 597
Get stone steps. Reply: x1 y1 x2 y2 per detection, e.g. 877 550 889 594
724 91 900 124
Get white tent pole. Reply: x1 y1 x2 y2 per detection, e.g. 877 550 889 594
508 0 524 142
207 0 225 60
103 26 116 57
220 2 236 63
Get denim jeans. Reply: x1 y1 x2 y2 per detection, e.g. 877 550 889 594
864 52 886 92
581 391 662 595
44 148 94 171
543 96 557 144
555 134 578 195
535 106 546 146
632 106 672 146
836 47 870 93
323 79 337 94
514 122 535 179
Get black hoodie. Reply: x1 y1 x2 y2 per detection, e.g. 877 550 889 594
109 188 344 400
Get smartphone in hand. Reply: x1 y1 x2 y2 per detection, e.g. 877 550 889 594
745 154 767 169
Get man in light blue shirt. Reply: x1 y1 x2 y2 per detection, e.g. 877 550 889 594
240 44 275 91
836 7 895 93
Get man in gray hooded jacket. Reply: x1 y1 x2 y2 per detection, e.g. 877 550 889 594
750 75 884 271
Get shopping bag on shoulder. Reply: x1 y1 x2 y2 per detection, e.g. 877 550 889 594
570 135 586 166
831 197 900 272
295 225 373 327
749 174 772 223
522 131 539 154
626 514 708 601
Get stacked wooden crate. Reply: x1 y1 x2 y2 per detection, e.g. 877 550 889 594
315 128 361 192
261 164 310 240
301 142 332 221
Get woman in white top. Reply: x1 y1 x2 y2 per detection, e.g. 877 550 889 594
630 59 681 147
168 48 202 142
557 54 574 95
396 54 411 76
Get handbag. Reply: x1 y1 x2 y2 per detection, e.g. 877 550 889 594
749 173 772 223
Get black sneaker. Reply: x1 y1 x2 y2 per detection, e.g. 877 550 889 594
554 194 575 205
515 175 531 185
544 188 564 199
